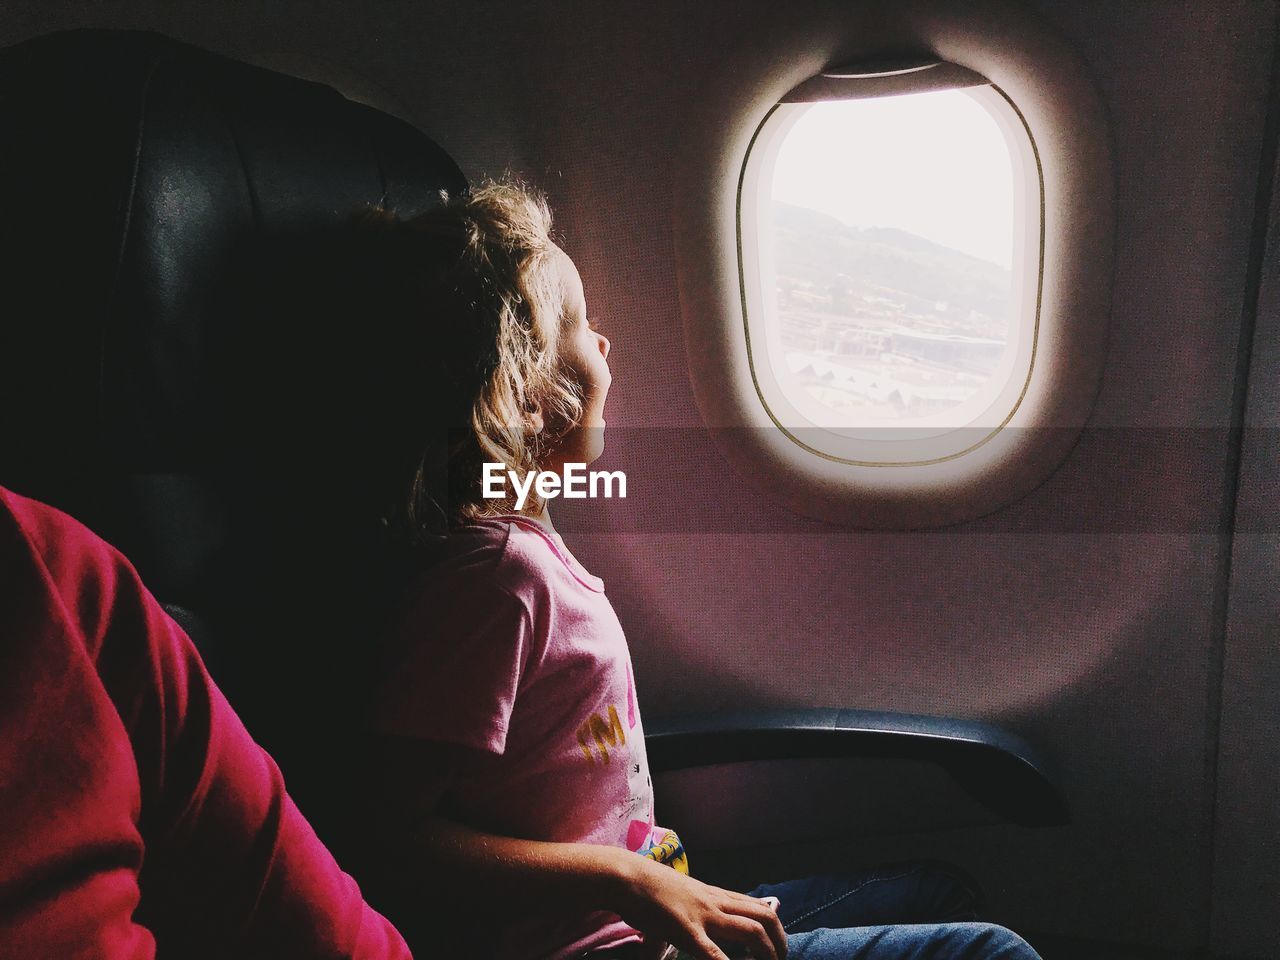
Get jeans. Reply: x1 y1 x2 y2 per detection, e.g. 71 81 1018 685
743 862 1041 960
588 861 1041 960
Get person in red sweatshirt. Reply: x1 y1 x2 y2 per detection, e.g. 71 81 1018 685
0 484 412 960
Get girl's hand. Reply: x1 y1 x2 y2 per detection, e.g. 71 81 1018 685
614 856 787 960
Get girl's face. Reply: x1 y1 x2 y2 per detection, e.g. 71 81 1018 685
543 245 611 466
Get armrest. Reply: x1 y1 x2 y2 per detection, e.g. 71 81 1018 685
645 708 1068 828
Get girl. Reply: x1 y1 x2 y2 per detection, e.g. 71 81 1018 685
357 181 1042 960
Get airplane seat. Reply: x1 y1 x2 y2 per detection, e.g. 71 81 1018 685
0 26 467 860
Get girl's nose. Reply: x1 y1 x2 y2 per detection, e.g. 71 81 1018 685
598 333 611 360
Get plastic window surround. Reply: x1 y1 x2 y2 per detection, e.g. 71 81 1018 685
671 3 1114 529
738 59 1042 466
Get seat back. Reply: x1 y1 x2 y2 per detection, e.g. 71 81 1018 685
0 27 467 849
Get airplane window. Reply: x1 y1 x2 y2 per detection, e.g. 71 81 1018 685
738 62 1041 465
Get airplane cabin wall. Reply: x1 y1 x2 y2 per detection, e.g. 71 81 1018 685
1 1 1276 956
1214 44 1280 957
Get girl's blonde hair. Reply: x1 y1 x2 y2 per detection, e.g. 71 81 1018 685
363 180 584 543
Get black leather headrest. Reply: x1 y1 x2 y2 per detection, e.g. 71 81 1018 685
0 28 466 602
0 30 469 828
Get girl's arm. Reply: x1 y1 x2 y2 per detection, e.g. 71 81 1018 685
362 735 788 960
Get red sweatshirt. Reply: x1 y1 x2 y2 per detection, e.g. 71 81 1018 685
0 486 412 960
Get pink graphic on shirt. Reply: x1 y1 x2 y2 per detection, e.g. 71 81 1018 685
627 818 653 852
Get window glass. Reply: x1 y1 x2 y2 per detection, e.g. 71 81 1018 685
740 77 1040 461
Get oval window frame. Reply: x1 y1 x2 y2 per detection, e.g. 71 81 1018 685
671 3 1114 528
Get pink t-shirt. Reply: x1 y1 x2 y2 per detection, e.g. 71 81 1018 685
371 514 666 960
